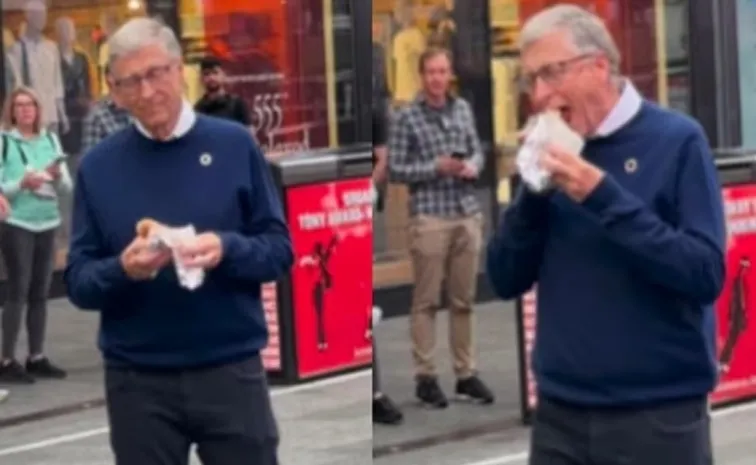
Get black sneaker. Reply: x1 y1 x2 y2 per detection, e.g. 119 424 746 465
26 357 67 379
0 360 35 384
455 375 495 404
373 394 404 425
416 376 448 409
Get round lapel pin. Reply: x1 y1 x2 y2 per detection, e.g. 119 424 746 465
624 158 638 174
200 153 212 166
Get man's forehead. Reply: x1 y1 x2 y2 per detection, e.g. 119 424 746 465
520 30 576 70
111 45 173 76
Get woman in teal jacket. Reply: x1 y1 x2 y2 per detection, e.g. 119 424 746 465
0 87 72 384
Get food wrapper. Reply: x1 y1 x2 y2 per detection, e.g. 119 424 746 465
146 224 205 291
515 111 585 193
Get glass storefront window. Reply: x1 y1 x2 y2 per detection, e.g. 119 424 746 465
179 0 356 154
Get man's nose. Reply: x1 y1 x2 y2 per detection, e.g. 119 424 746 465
138 79 157 99
529 77 554 108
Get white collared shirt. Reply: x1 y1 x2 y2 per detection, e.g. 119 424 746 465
593 80 643 137
134 100 197 140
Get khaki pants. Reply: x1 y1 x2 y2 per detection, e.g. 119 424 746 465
409 213 483 379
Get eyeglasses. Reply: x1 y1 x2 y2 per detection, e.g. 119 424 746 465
112 63 176 95
517 54 594 92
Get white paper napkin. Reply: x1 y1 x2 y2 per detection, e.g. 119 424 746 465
516 111 585 193
148 224 205 290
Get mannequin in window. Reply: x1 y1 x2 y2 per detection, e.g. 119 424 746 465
56 17 92 159
391 2 426 103
8 0 68 134
97 12 120 96
2 28 17 96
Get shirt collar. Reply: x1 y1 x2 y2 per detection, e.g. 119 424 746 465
134 100 196 140
593 80 643 137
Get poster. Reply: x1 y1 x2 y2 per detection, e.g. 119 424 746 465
286 177 373 378
712 184 756 405
261 282 281 371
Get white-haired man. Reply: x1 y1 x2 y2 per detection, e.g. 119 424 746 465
64 17 291 465
487 5 723 465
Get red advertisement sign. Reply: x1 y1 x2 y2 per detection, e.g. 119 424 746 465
712 184 756 405
286 177 374 378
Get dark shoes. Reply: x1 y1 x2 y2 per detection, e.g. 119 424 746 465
373 394 404 425
416 375 495 408
455 375 495 404
0 357 67 384
27 357 67 379
416 376 449 409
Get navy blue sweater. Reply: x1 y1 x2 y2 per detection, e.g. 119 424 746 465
487 102 726 406
64 116 293 369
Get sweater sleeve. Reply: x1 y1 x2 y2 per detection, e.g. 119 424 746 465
216 142 294 283
64 172 133 310
486 185 551 299
580 133 726 303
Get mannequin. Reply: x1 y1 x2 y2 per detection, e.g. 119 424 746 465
97 12 119 95
8 0 68 134
56 17 92 158
2 28 16 95
391 4 425 103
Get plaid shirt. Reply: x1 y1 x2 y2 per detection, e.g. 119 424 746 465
388 94 484 217
81 97 131 155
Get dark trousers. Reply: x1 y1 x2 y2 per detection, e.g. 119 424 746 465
105 355 279 465
529 396 713 465
0 225 57 359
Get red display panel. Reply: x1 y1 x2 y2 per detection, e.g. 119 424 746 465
712 184 756 405
285 178 374 378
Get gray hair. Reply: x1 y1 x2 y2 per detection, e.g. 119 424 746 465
106 17 182 73
519 5 620 74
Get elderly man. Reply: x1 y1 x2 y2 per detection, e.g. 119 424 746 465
487 5 724 465
64 17 291 465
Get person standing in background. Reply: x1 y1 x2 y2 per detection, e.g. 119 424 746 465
80 84 130 155
0 87 72 384
389 47 494 409
194 56 252 130
487 6 724 465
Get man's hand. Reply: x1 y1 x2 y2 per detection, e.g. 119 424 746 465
436 155 465 176
120 237 172 280
176 233 223 269
0 195 9 220
456 162 479 180
540 144 604 202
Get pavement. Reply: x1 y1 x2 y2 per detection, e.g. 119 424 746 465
1 299 755 464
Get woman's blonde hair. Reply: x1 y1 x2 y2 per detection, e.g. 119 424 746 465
1 86 44 133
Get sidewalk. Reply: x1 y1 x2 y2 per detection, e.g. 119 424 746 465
373 300 526 453
0 299 103 422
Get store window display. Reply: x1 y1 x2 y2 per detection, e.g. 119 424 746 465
7 0 67 134
179 0 353 154
56 17 92 157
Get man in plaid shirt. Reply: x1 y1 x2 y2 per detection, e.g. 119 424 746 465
81 95 131 155
388 47 494 409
